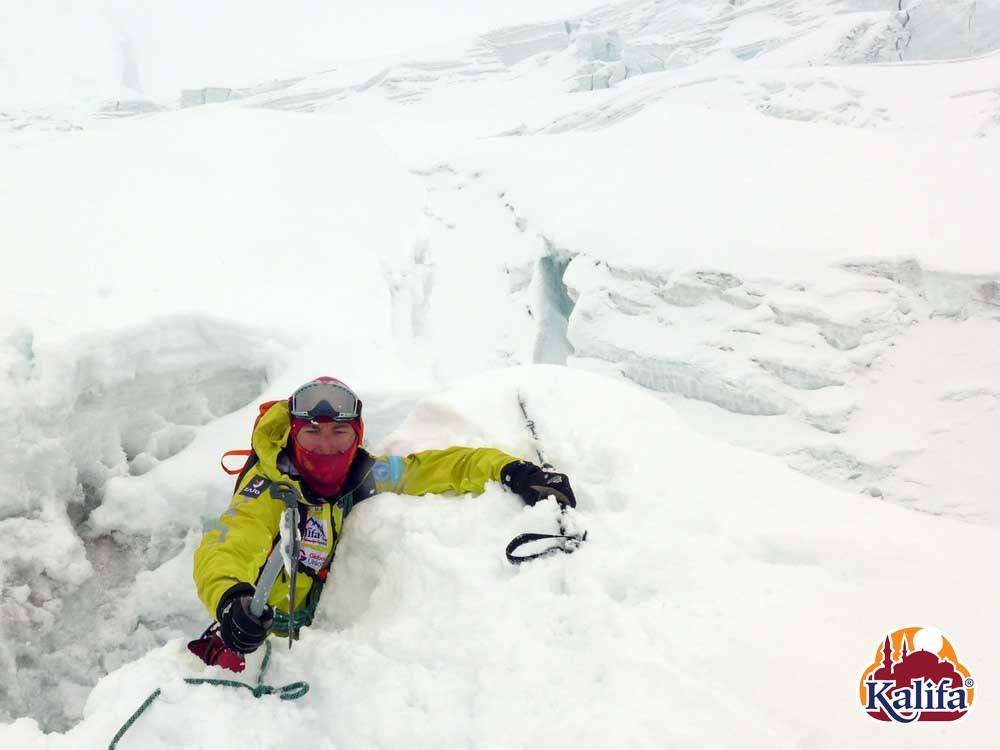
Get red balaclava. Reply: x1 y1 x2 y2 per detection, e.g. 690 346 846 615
289 417 364 496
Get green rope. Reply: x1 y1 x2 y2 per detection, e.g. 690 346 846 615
270 606 315 638
108 640 309 749
107 689 162 750
270 578 324 638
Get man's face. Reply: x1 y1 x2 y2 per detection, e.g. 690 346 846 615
295 421 356 455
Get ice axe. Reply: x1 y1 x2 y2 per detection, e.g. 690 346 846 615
264 480 302 649
188 480 303 668
505 394 588 564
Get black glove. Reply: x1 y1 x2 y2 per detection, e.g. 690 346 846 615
501 460 576 508
216 583 274 654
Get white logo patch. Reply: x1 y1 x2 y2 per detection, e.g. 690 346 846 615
239 476 271 498
297 548 327 571
302 517 328 546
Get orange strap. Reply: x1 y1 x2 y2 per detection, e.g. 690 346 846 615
221 449 253 476
219 400 282 476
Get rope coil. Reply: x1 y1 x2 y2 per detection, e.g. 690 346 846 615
108 640 309 749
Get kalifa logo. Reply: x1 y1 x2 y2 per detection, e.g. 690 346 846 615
302 517 328 546
859 626 974 723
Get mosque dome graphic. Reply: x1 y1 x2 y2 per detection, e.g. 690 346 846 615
859 626 974 723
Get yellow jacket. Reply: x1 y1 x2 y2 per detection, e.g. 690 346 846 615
193 401 519 620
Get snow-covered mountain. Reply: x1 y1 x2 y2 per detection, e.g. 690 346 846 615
2 1 998 747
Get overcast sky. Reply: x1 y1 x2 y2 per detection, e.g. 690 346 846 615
2 1 603 106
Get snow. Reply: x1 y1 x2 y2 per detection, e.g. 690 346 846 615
460 106 999 275
0 0 607 106
2 0 999 747
6 368 1000 748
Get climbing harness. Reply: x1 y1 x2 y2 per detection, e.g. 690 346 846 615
505 394 589 564
108 639 309 749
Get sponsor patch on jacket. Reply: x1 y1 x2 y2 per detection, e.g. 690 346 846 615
373 456 404 483
302 517 328 546
239 476 271 498
297 548 327 572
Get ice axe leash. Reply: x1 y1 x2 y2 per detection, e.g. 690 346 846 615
505 394 588 564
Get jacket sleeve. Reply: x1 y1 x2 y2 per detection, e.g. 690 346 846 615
192 473 284 618
372 446 521 496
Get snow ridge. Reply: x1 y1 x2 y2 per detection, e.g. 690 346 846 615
0 316 278 729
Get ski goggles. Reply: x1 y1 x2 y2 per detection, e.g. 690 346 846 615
288 379 362 422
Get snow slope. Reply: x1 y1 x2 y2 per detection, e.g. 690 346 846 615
5 367 999 749
0 0 607 106
433 98 1000 525
0 107 542 727
1 0 998 745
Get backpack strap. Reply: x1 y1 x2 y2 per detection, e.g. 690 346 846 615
219 400 283 478
221 450 253 475
227 450 261 493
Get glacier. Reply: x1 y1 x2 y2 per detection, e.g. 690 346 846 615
1 1 998 747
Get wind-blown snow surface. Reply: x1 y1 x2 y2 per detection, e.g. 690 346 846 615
5 368 1000 749
2 0 1000 746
